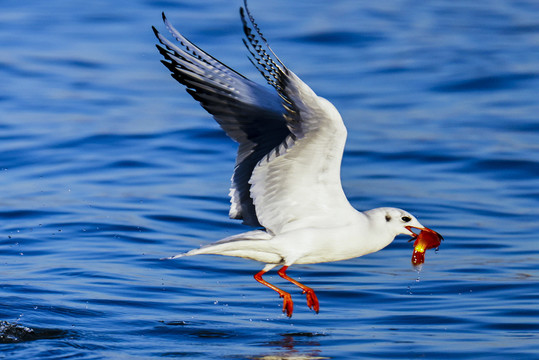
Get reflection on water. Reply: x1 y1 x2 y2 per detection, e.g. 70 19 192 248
255 333 329 360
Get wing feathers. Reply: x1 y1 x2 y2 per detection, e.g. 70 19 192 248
154 3 351 233
154 13 290 227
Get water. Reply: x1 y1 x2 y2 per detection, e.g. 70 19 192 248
1 0 538 358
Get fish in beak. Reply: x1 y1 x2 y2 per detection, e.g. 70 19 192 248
405 226 443 266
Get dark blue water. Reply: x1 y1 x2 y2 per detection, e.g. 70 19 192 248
1 0 538 358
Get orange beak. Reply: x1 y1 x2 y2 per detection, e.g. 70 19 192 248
405 226 443 266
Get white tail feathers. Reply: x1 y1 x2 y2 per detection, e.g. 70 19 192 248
160 253 188 260
160 245 214 260
160 230 276 263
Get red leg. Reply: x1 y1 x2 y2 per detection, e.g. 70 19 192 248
277 266 319 314
254 269 294 317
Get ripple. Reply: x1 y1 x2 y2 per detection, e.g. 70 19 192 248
1 0 538 359
293 30 384 47
432 72 537 92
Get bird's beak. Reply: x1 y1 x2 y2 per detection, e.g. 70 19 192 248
405 226 444 243
405 225 420 239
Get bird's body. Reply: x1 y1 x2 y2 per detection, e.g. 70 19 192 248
178 207 400 266
153 1 441 317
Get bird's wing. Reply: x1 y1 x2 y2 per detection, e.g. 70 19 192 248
153 13 290 227
240 2 354 234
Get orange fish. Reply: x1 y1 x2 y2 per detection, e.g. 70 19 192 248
407 227 443 265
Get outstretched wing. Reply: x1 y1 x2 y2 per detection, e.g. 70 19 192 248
153 13 290 227
154 2 354 235
239 2 354 234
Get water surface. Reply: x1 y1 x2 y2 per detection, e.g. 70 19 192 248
1 0 538 358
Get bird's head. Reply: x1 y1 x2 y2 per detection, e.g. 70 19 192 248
366 207 441 241
366 207 443 265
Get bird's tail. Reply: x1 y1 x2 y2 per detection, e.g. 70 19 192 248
161 230 272 260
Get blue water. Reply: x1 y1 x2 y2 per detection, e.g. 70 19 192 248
1 0 538 358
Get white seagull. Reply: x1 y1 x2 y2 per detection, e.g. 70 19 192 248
153 1 442 317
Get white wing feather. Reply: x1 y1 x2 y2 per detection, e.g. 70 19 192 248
249 71 354 234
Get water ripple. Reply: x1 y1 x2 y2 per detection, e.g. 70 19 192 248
1 0 538 358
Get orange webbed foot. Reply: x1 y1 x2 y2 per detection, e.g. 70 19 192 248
303 288 319 314
277 266 320 314
280 292 294 317
255 269 296 317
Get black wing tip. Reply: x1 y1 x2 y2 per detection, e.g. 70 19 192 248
239 0 291 87
159 58 174 70
241 0 251 16
152 12 167 38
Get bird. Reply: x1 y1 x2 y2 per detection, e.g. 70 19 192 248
153 0 442 317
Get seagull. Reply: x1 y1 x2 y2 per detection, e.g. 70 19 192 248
153 1 441 317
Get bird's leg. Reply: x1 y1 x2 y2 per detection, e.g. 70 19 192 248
277 266 319 314
254 269 294 317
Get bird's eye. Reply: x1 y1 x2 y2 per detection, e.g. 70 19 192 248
401 216 411 223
